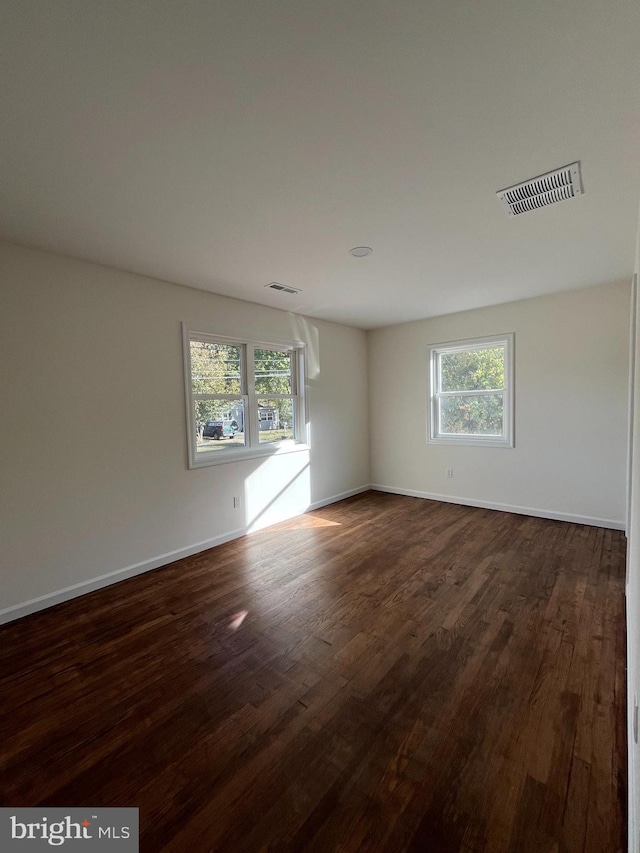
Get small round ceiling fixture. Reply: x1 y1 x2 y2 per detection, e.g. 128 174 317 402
349 246 373 257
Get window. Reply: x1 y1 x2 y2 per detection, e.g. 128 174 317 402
428 334 514 447
183 328 306 467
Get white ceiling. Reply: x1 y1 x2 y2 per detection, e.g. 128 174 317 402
1 1 639 329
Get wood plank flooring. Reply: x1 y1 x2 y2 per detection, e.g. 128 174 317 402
0 492 627 851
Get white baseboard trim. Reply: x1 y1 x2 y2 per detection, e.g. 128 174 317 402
4 483 616 625
307 485 371 512
0 485 372 626
370 484 625 530
0 527 247 626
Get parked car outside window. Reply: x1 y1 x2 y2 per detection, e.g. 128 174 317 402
202 419 239 440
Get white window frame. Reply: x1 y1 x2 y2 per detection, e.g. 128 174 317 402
427 333 514 448
183 325 308 468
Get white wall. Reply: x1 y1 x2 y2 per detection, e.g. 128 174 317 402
0 242 370 621
368 281 630 527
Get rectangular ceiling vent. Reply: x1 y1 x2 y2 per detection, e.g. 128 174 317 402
497 162 583 217
265 282 301 295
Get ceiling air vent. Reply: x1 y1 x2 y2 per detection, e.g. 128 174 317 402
265 282 301 295
497 162 583 217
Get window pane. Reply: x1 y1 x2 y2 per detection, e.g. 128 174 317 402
190 341 242 394
254 348 293 395
257 398 295 444
195 400 245 452
439 346 505 392
439 394 503 436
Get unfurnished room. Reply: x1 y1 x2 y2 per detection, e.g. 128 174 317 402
1 2 640 851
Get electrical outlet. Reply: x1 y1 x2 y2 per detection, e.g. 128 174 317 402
446 468 454 479
233 496 242 509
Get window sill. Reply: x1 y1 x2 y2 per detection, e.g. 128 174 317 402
428 435 514 449
189 442 310 469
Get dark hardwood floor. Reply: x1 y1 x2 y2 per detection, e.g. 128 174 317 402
0 492 627 852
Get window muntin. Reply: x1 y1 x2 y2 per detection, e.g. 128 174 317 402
428 335 513 447
185 330 306 467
